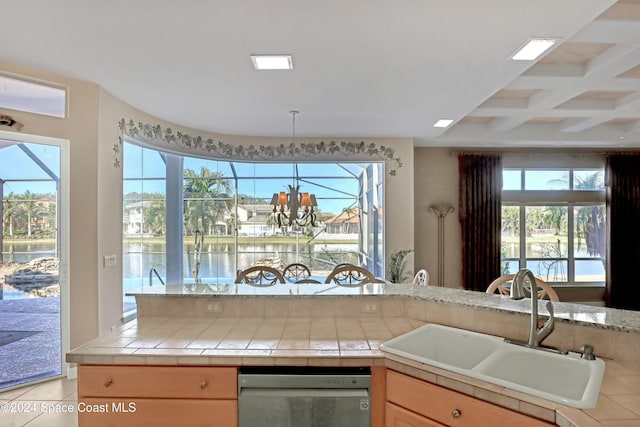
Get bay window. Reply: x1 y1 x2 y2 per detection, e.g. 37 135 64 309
122 141 385 314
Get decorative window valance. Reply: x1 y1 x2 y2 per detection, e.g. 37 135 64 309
116 118 403 175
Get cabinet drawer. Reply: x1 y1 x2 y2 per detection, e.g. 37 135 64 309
386 370 552 427
386 402 446 427
78 398 237 427
79 365 237 399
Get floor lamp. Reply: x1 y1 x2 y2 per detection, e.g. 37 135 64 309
428 204 454 287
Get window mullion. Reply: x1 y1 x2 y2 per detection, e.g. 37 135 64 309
567 203 574 284
165 154 183 283
519 204 526 269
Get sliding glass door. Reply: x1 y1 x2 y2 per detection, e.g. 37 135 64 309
0 136 68 390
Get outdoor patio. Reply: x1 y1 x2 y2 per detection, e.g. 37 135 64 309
0 296 61 389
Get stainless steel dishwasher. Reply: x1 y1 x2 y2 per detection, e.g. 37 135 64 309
238 366 371 427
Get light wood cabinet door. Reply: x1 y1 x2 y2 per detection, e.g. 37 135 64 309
78 365 237 399
386 402 446 427
77 365 239 427
386 370 552 427
78 398 237 427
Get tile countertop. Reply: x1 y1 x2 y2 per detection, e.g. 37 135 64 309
67 315 640 427
128 283 640 334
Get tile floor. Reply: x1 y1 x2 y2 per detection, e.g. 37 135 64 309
0 377 77 427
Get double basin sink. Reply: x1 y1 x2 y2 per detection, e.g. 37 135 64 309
380 323 605 408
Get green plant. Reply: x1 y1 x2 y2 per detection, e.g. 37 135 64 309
386 249 414 283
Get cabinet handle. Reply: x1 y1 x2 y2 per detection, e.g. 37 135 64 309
452 409 462 419
200 381 208 389
104 378 113 388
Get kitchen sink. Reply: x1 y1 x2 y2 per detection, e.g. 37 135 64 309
380 323 501 370
380 324 605 408
475 346 603 405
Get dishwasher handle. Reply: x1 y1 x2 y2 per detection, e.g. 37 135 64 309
239 388 369 399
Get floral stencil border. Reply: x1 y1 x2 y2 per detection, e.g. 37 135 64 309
115 118 403 175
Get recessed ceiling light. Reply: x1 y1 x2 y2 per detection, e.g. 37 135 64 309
511 38 558 61
434 119 454 128
250 55 293 70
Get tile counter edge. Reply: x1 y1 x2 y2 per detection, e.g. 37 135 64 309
128 284 640 335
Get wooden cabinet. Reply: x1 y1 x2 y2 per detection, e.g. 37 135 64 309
385 370 553 427
386 402 446 427
77 365 237 427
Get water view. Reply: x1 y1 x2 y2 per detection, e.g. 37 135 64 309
2 237 605 302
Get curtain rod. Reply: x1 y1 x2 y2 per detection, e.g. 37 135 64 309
449 148 640 157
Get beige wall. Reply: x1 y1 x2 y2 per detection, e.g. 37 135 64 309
2 61 415 346
1 61 100 348
413 148 462 288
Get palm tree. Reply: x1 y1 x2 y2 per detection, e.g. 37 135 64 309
4 192 29 237
574 172 605 259
183 167 232 236
145 193 166 235
545 206 567 236
45 198 57 237
21 190 39 238
340 206 359 234
225 213 240 236
2 193 20 238
575 171 604 190
265 211 280 235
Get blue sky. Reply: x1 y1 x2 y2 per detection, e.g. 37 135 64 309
122 143 367 215
0 142 60 195
1 141 603 214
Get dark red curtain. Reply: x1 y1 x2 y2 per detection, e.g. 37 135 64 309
605 154 640 310
458 154 502 291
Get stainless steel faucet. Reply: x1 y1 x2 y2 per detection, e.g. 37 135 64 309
509 268 555 348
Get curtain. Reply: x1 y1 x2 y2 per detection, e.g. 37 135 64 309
458 154 502 291
605 154 640 310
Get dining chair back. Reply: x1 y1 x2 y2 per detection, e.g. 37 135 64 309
283 263 311 279
413 269 430 286
324 265 376 286
235 266 286 286
294 278 322 284
486 274 560 301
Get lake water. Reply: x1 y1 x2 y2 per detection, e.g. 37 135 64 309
123 241 358 278
2 239 604 302
2 241 359 301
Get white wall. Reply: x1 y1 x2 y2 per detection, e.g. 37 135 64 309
414 148 462 288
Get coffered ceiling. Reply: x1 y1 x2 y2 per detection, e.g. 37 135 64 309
1 0 639 148
447 0 640 148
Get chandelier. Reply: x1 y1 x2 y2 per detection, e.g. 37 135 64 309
270 111 318 228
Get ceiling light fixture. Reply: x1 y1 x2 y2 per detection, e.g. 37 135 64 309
511 38 558 61
270 111 318 228
433 119 454 128
250 54 293 70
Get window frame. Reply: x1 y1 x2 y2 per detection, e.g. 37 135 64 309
122 140 386 311
501 156 606 287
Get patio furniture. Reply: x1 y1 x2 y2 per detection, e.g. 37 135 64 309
324 265 376 286
235 266 286 286
283 263 311 279
413 269 430 286
294 278 322 284
486 274 560 301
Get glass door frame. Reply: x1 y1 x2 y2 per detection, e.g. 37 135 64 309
0 129 70 388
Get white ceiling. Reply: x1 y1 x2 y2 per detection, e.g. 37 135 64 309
2 0 640 148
